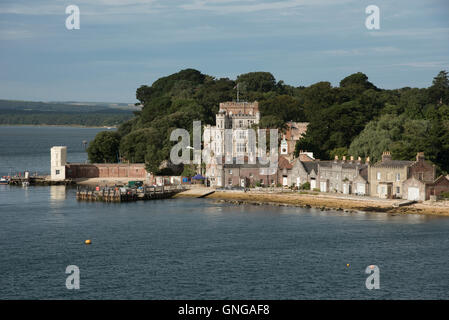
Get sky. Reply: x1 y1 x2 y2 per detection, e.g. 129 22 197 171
0 0 448 103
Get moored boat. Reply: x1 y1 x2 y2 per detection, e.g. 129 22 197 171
0 177 9 185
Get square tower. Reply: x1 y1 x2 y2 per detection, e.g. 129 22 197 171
51 146 67 180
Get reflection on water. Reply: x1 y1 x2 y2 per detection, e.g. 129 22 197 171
50 185 66 202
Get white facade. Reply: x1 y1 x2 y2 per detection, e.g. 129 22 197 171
51 146 67 181
204 101 261 160
204 101 261 187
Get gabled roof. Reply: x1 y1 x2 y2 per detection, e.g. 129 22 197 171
278 156 293 169
430 175 449 186
303 161 318 174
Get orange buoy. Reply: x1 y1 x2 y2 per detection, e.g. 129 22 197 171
85 239 91 245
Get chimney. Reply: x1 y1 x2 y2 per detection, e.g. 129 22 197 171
382 151 392 162
334 155 339 162
365 157 370 164
416 152 425 162
342 156 346 161
357 156 362 163
350 156 354 163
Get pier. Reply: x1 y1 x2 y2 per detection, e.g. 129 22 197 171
76 185 185 202
6 175 75 186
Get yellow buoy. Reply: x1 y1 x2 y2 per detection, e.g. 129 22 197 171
85 239 91 245
346 264 350 267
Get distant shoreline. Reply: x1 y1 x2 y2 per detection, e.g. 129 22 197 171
0 124 117 129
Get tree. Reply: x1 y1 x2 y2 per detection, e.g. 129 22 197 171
328 147 349 159
181 164 197 177
87 131 120 163
260 95 305 123
236 72 276 93
428 70 449 104
258 115 286 130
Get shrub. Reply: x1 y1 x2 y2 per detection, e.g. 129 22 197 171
300 182 310 190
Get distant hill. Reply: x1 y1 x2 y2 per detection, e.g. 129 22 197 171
0 99 136 126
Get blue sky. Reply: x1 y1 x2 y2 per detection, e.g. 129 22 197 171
0 0 448 103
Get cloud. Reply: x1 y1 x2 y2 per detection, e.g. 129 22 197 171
323 46 401 56
394 61 448 68
0 28 33 40
0 0 160 15
179 0 355 14
368 27 449 38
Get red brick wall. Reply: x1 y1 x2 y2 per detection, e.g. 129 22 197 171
427 177 449 198
409 160 435 182
66 164 148 179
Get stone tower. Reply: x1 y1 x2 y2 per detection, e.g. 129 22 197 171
51 146 67 181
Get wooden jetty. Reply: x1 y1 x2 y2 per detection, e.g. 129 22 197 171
8 175 74 186
76 185 185 202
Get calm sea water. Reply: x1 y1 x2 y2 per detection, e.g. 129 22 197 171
0 125 106 176
1 126 449 299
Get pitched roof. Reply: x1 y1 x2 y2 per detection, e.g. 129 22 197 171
299 153 314 162
303 161 318 174
372 160 414 168
278 156 293 169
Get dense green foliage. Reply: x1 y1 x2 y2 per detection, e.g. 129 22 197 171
0 100 133 126
87 68 449 174
87 131 121 163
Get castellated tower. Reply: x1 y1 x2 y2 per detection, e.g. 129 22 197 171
51 146 67 181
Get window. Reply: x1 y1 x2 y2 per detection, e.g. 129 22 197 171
396 173 400 181
228 178 232 185
396 186 400 194
229 169 232 174
238 130 246 139
377 172 381 180
418 172 424 180
237 143 246 153
239 120 243 128
56 170 60 175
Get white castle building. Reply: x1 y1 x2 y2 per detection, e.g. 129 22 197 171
203 101 261 161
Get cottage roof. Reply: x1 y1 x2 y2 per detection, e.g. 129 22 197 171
278 156 293 169
318 160 366 168
303 161 318 174
430 175 449 186
299 153 314 162
372 160 414 168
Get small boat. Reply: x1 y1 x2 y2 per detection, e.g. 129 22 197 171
22 181 30 187
0 177 9 185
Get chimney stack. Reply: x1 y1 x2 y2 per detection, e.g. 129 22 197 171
357 156 362 163
350 156 354 162
382 151 392 162
342 156 346 162
416 152 425 162
334 155 339 162
365 157 370 164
